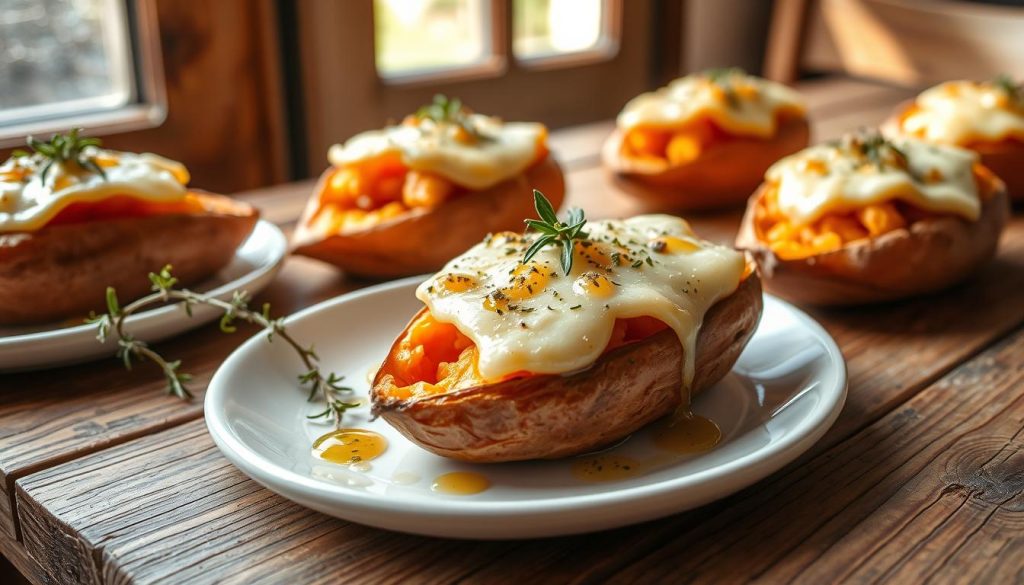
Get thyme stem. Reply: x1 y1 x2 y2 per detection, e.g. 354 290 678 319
91 266 356 427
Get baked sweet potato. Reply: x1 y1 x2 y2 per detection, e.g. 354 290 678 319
0 192 258 325
735 175 1009 306
292 156 565 278
603 114 810 211
885 99 1024 203
370 271 762 462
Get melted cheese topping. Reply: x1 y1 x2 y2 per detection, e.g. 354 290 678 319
767 136 980 226
418 215 745 388
328 114 546 190
617 71 806 137
900 80 1024 145
0 149 189 232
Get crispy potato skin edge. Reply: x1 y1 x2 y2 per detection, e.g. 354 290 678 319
0 192 259 325
735 182 1010 306
370 272 763 462
291 156 567 278
601 116 810 211
884 100 1024 203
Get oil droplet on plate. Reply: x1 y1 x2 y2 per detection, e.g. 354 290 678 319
312 428 387 465
571 454 645 482
652 413 721 454
431 471 490 495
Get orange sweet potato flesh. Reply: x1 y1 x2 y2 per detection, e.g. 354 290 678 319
735 168 1009 306
370 271 763 462
602 113 810 211
292 156 566 278
0 191 258 325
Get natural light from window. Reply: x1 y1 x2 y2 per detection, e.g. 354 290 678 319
374 0 491 78
513 0 606 59
0 0 134 126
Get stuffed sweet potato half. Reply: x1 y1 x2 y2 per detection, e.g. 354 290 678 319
883 77 1024 202
293 96 565 278
603 68 809 211
0 131 258 325
371 202 762 462
736 131 1009 306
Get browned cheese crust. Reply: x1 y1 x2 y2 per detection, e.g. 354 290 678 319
0 192 258 325
291 156 566 278
735 182 1010 306
370 272 763 462
602 116 810 211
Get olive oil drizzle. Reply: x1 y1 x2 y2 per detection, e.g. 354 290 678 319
311 428 388 466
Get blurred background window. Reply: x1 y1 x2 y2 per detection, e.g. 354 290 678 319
0 0 134 127
513 0 608 60
374 0 492 78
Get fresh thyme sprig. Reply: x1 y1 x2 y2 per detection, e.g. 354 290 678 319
87 266 358 427
523 189 588 275
830 131 908 171
415 94 483 140
703 67 746 108
12 128 106 183
993 74 1021 103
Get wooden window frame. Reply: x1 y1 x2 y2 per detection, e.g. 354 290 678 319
0 0 168 148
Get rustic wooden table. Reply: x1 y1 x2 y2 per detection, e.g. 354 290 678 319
3 78 1023 585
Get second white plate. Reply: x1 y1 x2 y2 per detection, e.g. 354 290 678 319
205 276 847 539
0 219 287 372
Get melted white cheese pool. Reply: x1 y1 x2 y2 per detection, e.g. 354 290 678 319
767 136 981 226
418 215 745 388
617 72 805 137
329 114 545 190
0 149 189 233
900 80 1024 145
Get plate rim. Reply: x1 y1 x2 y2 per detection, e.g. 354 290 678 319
205 276 848 518
0 219 287 346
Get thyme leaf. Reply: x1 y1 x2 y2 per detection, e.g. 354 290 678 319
522 189 589 275
89 265 356 428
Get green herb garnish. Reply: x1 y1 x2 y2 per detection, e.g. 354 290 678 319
703 67 746 108
993 74 1020 103
523 189 588 275
89 265 357 427
415 94 483 140
13 128 106 183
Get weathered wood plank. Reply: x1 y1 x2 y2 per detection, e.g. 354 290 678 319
0 256 351 541
14 323 1024 585
596 325 1024 584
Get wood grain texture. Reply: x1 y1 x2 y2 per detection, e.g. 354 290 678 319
98 0 288 193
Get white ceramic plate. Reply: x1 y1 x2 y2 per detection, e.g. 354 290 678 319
205 276 847 539
0 220 287 372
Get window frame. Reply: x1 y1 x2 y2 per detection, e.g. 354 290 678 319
0 0 167 148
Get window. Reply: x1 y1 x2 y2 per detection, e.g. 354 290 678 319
513 0 612 62
0 0 165 146
374 0 494 79
371 0 618 83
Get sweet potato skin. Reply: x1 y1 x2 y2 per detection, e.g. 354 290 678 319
370 272 763 462
0 192 258 325
291 156 566 279
735 183 1009 306
885 101 1024 203
602 116 810 211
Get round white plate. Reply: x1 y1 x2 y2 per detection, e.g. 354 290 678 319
206 276 847 539
0 220 287 372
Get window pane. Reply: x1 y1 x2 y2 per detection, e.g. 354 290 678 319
374 0 491 77
513 0 606 59
0 0 134 125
